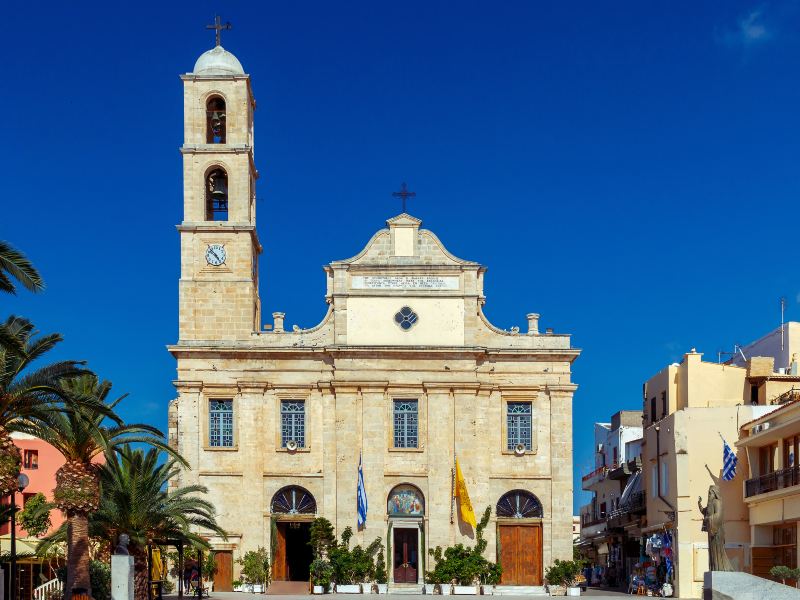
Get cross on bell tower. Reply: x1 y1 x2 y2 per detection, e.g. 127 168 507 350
206 15 232 47
392 182 416 213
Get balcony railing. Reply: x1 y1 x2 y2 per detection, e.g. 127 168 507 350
745 465 800 498
607 491 646 519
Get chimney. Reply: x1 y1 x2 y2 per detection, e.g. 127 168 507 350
527 313 540 335
272 312 285 333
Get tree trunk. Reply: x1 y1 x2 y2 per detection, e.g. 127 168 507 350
67 511 92 598
132 546 150 600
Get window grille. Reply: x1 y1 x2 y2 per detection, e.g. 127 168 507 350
281 400 306 448
393 400 418 448
209 399 233 447
506 401 532 450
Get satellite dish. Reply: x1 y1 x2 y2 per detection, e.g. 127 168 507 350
514 443 527 456
286 440 298 451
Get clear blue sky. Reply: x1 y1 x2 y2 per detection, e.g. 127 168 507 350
4 1 800 511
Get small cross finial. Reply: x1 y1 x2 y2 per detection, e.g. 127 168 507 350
392 182 416 213
206 15 232 47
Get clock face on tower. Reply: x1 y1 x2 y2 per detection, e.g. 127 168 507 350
205 244 226 266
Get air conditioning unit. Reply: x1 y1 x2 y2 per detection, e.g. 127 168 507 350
762 422 771 431
751 424 763 434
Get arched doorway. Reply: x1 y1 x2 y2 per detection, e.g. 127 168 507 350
387 484 425 584
496 490 543 586
271 486 316 583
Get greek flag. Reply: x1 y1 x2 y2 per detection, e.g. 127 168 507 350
357 451 368 527
722 438 738 481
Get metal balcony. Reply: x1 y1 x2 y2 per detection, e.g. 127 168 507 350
745 466 800 498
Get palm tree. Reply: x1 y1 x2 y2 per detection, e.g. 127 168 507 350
93 446 226 600
0 316 87 496
22 375 178 599
41 446 226 600
0 240 44 295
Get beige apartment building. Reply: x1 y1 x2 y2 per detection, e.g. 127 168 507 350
641 326 800 599
167 42 579 592
737 380 800 580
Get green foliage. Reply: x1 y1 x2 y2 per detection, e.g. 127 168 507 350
202 552 218 580
425 506 501 585
374 547 388 584
310 558 334 588
237 547 271 587
57 561 111 600
18 492 52 537
0 240 44 294
770 565 794 583
545 559 582 587
309 517 336 559
328 527 383 584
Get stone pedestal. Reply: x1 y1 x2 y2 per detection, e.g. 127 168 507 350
111 556 134 600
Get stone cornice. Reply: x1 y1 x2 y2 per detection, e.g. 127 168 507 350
546 384 579 393
176 223 263 253
181 144 252 155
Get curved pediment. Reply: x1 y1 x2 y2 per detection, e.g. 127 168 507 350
331 213 479 268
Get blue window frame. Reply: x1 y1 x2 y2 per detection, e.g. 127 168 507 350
507 402 532 450
393 400 418 448
281 400 306 448
209 399 234 447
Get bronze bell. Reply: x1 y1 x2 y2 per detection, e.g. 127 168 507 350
210 176 227 199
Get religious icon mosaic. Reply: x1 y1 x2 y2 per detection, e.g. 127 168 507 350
387 484 425 516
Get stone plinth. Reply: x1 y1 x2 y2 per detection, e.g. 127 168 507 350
111 555 134 600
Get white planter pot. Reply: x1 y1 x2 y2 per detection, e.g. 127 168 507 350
547 585 566 597
336 584 362 593
424 584 436 594
313 585 327 594
437 583 452 595
375 584 388 594
244 584 254 593
453 586 478 595
233 586 243 592
253 584 264 593
481 585 494 595
566 587 581 597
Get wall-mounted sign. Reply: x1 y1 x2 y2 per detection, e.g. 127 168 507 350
351 275 459 290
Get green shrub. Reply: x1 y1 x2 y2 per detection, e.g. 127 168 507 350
328 527 383 584
425 506 501 586
18 493 52 538
311 558 334 588
237 547 271 587
770 565 794 584
57 561 111 600
374 549 388 584
310 517 336 560
545 559 582 587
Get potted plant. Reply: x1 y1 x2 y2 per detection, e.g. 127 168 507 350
237 547 271 594
770 565 796 587
312 559 334 594
232 579 244 592
545 560 582 596
329 527 383 593
480 563 501 595
373 549 388 593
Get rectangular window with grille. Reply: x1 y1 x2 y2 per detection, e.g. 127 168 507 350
393 400 418 448
23 450 38 470
507 401 532 450
209 399 234 447
281 400 306 448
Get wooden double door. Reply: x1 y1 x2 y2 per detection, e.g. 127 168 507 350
272 521 313 582
393 528 419 583
498 523 542 585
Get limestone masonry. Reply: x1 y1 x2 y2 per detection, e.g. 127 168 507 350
168 42 579 589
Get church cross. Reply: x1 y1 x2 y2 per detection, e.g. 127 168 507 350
206 15 232 47
392 182 416 213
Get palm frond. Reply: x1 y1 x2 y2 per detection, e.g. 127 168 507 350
0 240 44 294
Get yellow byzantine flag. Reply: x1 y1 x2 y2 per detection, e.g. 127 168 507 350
454 458 477 528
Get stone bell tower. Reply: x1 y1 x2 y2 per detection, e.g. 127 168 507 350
178 33 261 342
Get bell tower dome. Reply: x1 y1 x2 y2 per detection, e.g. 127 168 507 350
177 22 261 342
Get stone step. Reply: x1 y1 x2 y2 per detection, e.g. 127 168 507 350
387 584 424 594
491 585 548 596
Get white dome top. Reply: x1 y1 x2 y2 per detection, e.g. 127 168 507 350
192 46 245 76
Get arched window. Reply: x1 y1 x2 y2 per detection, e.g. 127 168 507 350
496 490 543 518
205 168 228 221
387 484 425 517
271 486 317 515
206 97 226 144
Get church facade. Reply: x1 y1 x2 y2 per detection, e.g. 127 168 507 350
169 42 579 591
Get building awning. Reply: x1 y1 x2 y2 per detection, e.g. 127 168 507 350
619 471 642 506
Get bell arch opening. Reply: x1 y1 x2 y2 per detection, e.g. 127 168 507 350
206 96 226 144
205 168 228 221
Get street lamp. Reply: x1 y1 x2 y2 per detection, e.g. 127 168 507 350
10 473 29 600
